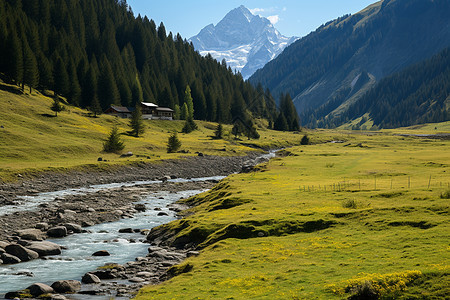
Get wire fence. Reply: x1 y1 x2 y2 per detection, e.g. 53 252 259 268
300 176 450 192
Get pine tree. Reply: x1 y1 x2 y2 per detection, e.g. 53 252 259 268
7 31 23 85
184 85 194 120
167 131 181 153
103 125 125 153
98 56 120 108
214 123 223 139
89 94 102 117
274 112 288 131
173 104 181 120
231 122 243 139
180 102 188 120
129 104 145 137
50 97 64 117
53 57 70 97
22 43 39 93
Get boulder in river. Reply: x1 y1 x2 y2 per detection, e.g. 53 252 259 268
62 223 82 233
5 244 39 261
27 282 54 296
51 280 81 293
82 273 101 284
134 203 146 212
1 253 21 264
118 228 133 233
16 229 45 241
47 226 68 238
92 250 110 256
27 241 62 257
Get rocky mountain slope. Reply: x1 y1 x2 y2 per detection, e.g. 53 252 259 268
190 5 297 79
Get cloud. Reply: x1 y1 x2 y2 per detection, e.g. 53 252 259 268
249 8 266 14
267 15 280 24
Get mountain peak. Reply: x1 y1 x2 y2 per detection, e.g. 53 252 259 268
190 6 297 79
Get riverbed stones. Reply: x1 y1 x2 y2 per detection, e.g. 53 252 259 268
27 241 61 256
47 226 68 238
51 280 81 293
27 282 54 296
1 253 21 264
35 222 49 231
0 241 9 249
16 228 45 241
82 272 101 284
5 244 39 261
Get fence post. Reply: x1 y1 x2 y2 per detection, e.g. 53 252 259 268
428 175 431 189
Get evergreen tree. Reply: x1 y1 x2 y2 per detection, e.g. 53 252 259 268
167 132 181 153
231 122 243 139
180 102 188 120
7 31 23 85
184 85 194 120
98 56 120 108
22 43 39 93
53 57 70 97
173 104 181 120
129 104 145 137
182 117 198 134
103 125 125 153
89 94 102 117
37 53 53 89
274 112 289 131
214 123 223 139
50 97 64 117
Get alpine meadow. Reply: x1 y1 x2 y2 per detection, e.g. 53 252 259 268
0 0 448 299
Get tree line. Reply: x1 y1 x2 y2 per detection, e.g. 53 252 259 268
0 0 300 130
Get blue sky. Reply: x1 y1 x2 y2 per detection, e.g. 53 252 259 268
126 0 378 39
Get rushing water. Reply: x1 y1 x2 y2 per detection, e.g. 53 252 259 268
0 176 225 297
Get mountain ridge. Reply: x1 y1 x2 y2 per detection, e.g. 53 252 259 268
190 5 297 79
249 0 450 127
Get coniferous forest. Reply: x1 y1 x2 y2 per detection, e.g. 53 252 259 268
0 0 286 126
322 47 450 129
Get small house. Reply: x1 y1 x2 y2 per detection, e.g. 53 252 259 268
105 102 174 120
104 105 134 118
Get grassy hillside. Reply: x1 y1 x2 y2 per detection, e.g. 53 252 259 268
0 88 300 182
136 126 450 299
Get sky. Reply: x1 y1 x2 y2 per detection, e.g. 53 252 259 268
126 0 379 39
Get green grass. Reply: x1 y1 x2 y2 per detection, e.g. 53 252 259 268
136 127 450 299
0 88 301 182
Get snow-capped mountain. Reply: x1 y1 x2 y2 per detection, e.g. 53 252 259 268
190 5 297 79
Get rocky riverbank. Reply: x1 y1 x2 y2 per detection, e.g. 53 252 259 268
0 153 266 299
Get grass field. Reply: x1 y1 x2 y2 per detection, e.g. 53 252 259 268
0 87 300 182
136 126 450 299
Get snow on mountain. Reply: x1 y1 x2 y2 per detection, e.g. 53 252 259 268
190 5 297 79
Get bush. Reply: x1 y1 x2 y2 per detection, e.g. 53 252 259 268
167 132 181 153
342 199 357 209
103 125 125 153
300 135 310 145
440 189 450 199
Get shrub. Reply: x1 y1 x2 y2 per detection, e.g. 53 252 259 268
103 125 125 153
343 199 357 209
300 135 310 145
440 189 450 199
